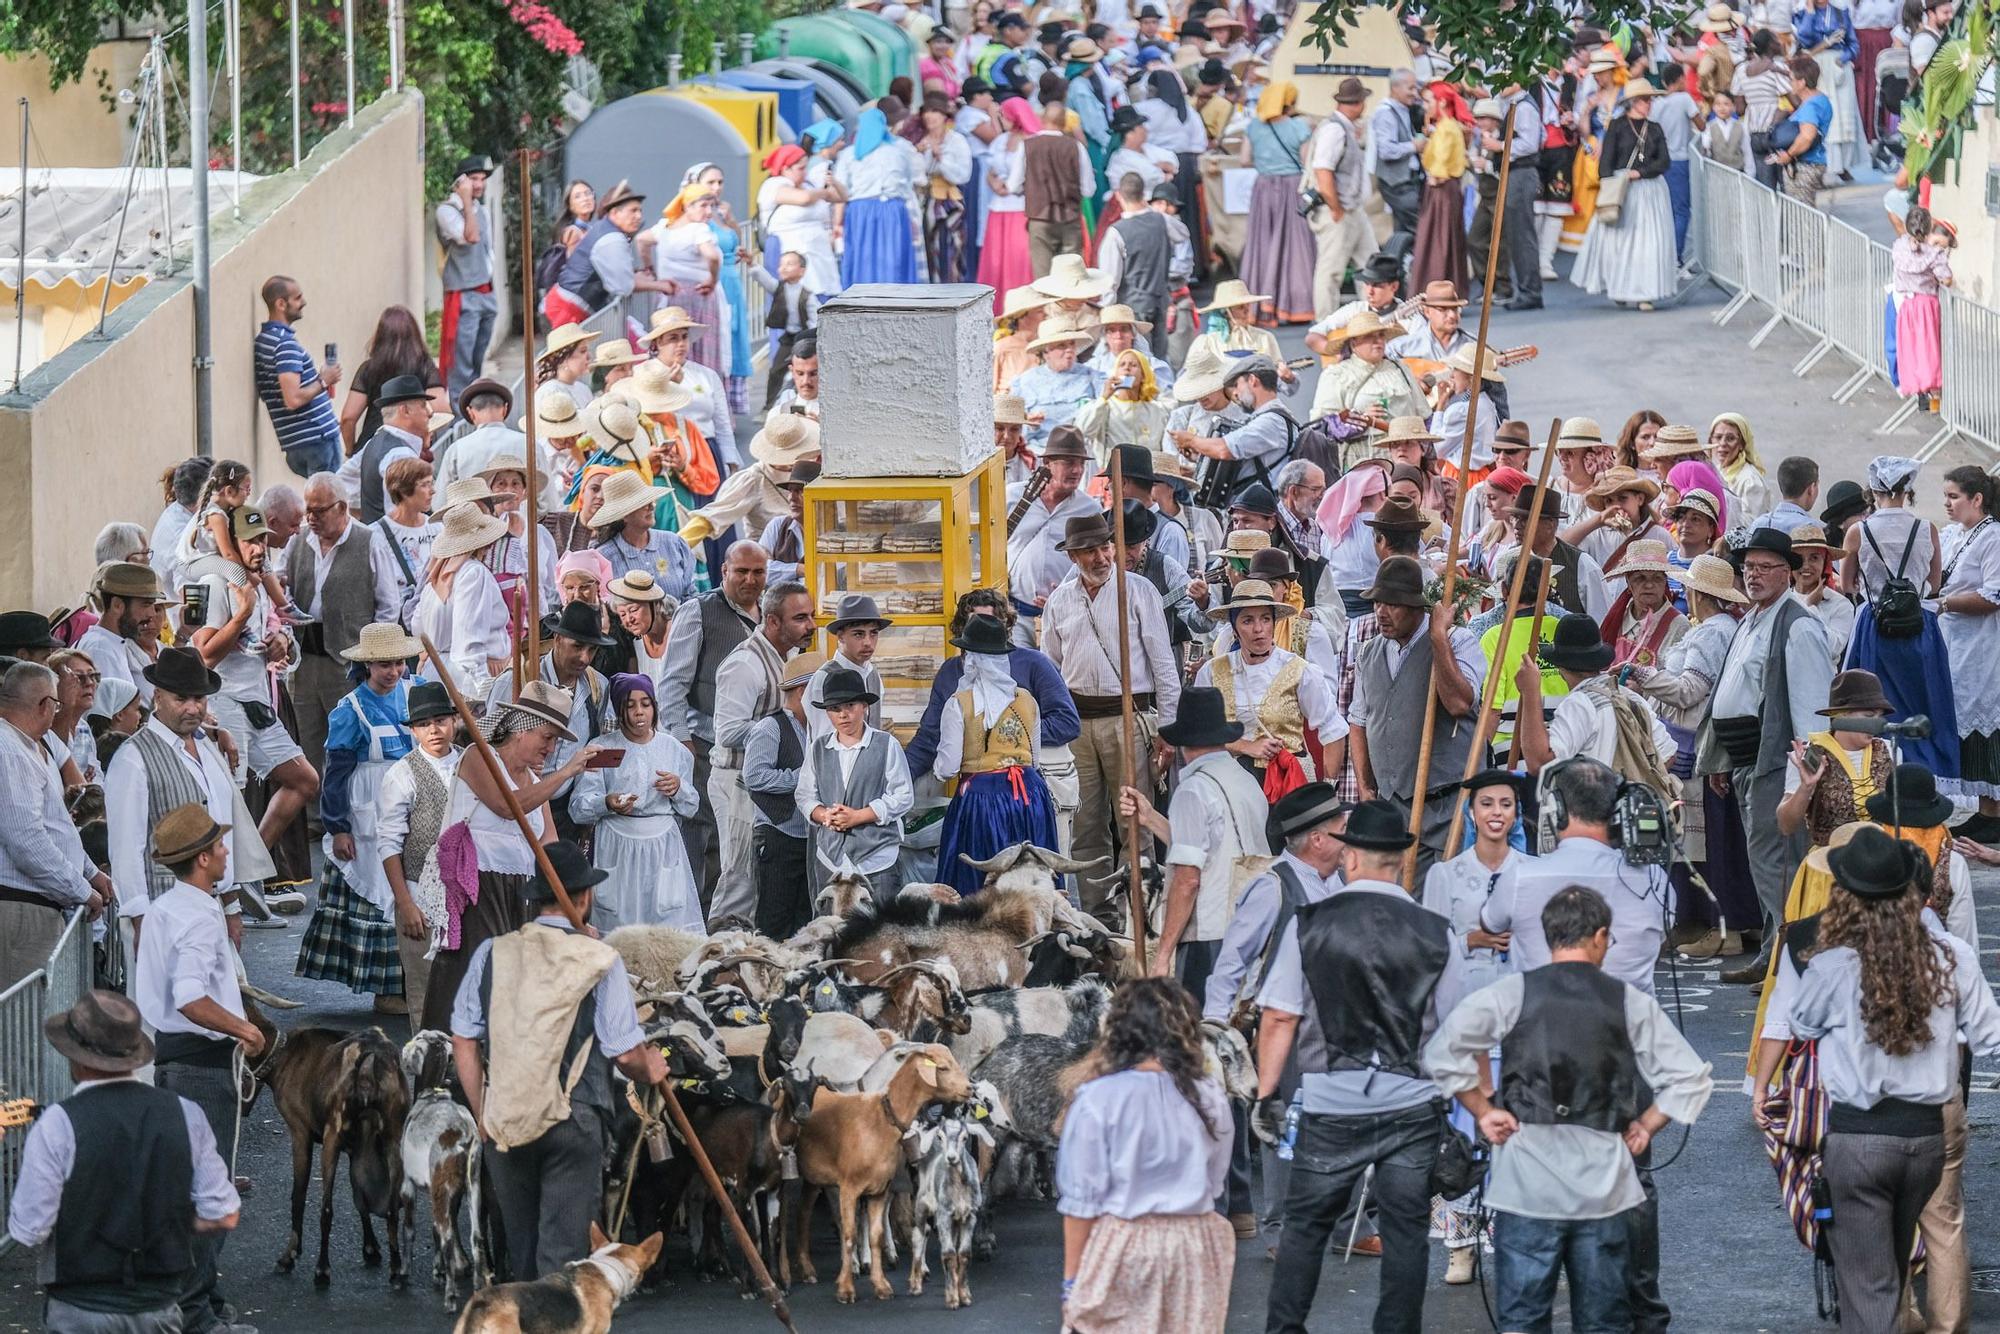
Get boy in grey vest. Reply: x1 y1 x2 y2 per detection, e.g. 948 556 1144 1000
795 667 913 906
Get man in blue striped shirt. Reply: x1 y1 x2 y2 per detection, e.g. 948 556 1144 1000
254 275 343 477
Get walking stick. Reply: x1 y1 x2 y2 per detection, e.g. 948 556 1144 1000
517 147 542 701
1506 558 1557 772
1108 451 1151 977
1401 104 1519 892
1439 419 1561 858
418 638 799 1333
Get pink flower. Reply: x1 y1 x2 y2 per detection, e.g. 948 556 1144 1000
508 0 583 56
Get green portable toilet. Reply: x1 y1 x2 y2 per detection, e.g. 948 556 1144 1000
757 16 887 97
831 9 920 90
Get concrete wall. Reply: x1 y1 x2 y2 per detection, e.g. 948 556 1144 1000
1927 107 2000 308
0 92 428 610
0 45 151 170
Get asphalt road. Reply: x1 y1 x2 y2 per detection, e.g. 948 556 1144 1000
6 257 1999 1332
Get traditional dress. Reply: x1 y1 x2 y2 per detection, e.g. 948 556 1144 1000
423 768 541 1033
1941 518 2000 796
1572 115 1675 306
1602 597 1688 669
1411 114 1469 294
568 728 703 931
1846 508 1959 778
298 680 413 995
931 665 1060 897
1194 646 1348 794
835 111 924 287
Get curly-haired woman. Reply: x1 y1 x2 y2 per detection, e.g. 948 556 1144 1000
1056 977 1234 1332
1789 826 2000 1333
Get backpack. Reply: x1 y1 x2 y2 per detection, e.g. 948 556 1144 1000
1565 679 1682 840
1862 519 1925 639
533 239 570 305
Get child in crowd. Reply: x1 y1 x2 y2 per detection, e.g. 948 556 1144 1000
176 459 297 615
796 666 913 905
1694 91 1748 173
1892 204 1955 402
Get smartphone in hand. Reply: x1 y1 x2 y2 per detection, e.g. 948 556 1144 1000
584 748 626 770
325 342 338 364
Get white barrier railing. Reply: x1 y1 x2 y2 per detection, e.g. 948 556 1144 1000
0 909 94 1252
1687 154 1998 464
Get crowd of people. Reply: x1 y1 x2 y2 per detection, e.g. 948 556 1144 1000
3 3 1999 1334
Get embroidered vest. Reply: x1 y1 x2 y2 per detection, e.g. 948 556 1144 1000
956 689 1038 773
1803 734 1893 848
126 728 206 901
1209 653 1310 761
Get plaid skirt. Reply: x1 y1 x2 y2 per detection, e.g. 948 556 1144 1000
296 863 405 996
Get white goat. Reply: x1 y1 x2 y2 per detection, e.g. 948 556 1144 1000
396 1032 484 1308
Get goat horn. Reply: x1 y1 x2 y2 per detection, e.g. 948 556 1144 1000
957 844 1028 873
1026 848 1112 873
704 951 782 969
240 983 303 1010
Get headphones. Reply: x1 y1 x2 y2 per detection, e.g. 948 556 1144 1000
1540 756 1625 844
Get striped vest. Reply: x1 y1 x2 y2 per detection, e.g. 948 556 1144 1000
126 728 206 900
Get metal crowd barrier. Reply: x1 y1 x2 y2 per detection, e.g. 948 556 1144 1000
0 909 93 1252
1687 154 2000 463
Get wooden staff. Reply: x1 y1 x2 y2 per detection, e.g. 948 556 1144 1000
1507 558 1557 771
1107 452 1150 976
1400 103 1518 892
517 147 542 701
418 637 798 1333
1439 418 1561 858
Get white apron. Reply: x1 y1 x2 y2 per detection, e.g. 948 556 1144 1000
323 695 402 915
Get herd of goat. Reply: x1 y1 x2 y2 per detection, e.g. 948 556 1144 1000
244 844 1258 1314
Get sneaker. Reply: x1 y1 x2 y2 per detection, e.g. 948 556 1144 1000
241 916 289 930
263 888 308 915
1230 1212 1258 1239
1445 1246 1476 1285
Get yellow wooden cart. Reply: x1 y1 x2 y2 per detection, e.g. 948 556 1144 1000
799 452 1008 740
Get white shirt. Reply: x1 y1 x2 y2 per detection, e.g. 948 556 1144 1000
794 729 914 874
377 747 464 863
417 560 510 699
77 623 156 706
6 1079 240 1250
1712 592 1835 748
297 519 405 626
194 571 280 704
1056 1070 1231 1219
1194 647 1348 743
1545 681 1680 769
1005 131 1096 202
133 879 245 1037
1041 570 1182 723
434 421 565 511
0 720 96 908
104 719 239 919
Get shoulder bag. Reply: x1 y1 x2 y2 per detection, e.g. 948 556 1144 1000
1594 121 1648 227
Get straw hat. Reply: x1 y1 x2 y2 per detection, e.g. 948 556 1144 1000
435 477 500 513
427 410 458 437
592 340 645 370
1212 578 1296 621
781 651 829 691
477 453 543 488
1789 522 1840 552
1444 345 1505 382
1333 309 1401 344
588 395 644 455
1032 253 1113 301
1804 820 1871 877
494 680 579 742
1671 488 1723 525
1698 2 1745 32
1066 36 1106 61
1377 415 1444 448
997 285 1057 322
1587 49 1625 74
429 505 509 561
543 323 597 358
1556 416 1605 449
624 360 695 415
1198 278 1270 313
1173 341 1233 402
529 382 586 438
593 470 665 530
1621 81 1665 101
1471 97 1506 121
1218 529 1271 560
1586 465 1662 509
1151 449 1193 480
638 307 707 343
1640 423 1706 463
994 392 1029 426
608 569 666 604
1026 315 1097 354
1681 553 1748 605
340 621 425 662
749 412 822 467
1605 539 1673 579
1097 302 1154 332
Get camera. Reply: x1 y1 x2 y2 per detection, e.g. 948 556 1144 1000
1297 186 1326 218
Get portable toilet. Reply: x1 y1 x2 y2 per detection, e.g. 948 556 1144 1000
709 69 815 142
832 9 921 90
758 15 888 97
669 84 781 202
749 57 866 126
565 91 752 224
1268 3 1415 119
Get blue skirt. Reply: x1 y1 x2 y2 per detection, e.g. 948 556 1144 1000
936 766 1061 896
840 197 920 288
1845 602 1961 779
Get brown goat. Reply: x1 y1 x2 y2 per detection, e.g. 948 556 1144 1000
267 1027 412 1287
788 1044 971 1303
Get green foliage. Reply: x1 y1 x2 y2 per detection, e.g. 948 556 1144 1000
1302 0 1689 89
0 0 155 88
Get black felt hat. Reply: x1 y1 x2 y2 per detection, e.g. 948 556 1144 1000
950 613 1011 657
814 666 880 709
1272 782 1348 839
1541 612 1615 672
1339 799 1415 851
526 839 610 904
1158 686 1243 749
549 599 618 648
1731 527 1804 571
142 645 221 698
1230 483 1279 517
0 611 59 652
405 681 455 724
1864 764 1955 828
1819 479 1868 529
1826 825 1925 899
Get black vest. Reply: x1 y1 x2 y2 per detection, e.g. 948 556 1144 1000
749 712 806 826
355 429 410 525
692 590 755 721
766 280 812 334
1499 962 1645 1133
50 1082 196 1313
1138 547 1192 646
1110 210 1172 309
1550 539 1589 621
1295 889 1450 1079
555 217 626 312
478 936 615 1119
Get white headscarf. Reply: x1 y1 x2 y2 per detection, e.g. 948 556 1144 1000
1867 455 1920 495
962 651 1017 729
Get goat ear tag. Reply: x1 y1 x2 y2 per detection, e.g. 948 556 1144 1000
817 981 836 999
730 1007 751 1024
973 1104 988 1119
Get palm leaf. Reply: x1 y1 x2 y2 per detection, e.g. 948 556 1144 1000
1969 0 1990 62
1922 38 1983 127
